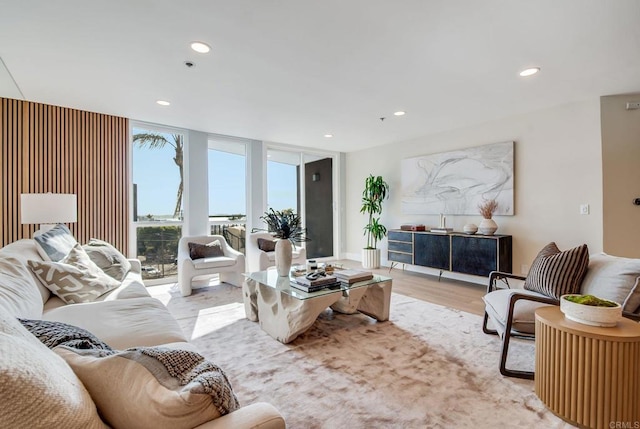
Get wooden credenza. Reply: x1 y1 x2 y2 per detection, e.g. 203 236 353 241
387 229 512 277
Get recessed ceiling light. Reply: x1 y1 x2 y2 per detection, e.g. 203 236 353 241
394 111 406 116
519 67 540 77
156 100 170 106
190 42 211 53
324 134 333 138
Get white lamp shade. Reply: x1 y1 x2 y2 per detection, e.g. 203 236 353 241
20 193 77 224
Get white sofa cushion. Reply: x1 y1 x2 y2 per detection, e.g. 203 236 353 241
33 223 77 261
29 244 120 304
56 346 239 429
0 256 44 318
193 256 238 269
0 314 107 429
581 252 640 312
0 239 51 303
43 297 188 349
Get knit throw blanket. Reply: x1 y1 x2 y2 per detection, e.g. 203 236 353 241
19 318 239 416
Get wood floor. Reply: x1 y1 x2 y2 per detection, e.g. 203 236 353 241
335 259 487 316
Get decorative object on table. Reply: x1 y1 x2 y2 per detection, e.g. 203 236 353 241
430 213 453 233
463 223 478 234
257 208 308 276
560 294 622 327
306 259 318 272
361 174 390 269
400 141 514 215
400 224 425 231
478 199 499 235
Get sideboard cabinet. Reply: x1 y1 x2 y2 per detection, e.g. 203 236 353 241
388 230 512 277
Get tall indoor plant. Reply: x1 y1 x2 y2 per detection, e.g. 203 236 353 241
360 174 389 269
258 208 308 276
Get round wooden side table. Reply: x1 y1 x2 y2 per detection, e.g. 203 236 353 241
535 306 640 429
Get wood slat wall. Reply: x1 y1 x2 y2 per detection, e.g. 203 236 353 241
0 97 129 252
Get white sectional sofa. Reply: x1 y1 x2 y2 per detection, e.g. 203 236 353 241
0 236 285 429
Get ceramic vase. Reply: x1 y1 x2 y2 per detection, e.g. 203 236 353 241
275 239 293 276
478 218 498 235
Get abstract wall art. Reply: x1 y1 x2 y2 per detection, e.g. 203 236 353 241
401 141 514 215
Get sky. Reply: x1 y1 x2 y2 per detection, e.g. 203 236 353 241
132 128 298 218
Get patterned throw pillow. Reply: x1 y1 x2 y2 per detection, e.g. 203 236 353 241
188 240 224 260
28 244 120 304
82 238 132 281
257 238 276 252
55 346 240 429
33 223 77 261
523 242 589 299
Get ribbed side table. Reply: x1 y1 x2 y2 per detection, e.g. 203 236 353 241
535 306 640 429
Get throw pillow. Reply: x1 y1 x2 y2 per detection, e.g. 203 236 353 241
55 346 240 429
189 240 224 260
82 238 132 281
28 244 120 304
257 238 276 252
33 223 77 261
18 318 112 351
0 314 107 429
580 253 640 312
523 242 589 299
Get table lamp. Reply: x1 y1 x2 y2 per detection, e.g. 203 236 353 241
20 193 77 234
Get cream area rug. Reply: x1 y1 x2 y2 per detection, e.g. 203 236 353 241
149 282 573 429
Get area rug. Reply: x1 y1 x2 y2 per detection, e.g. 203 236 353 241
149 282 572 429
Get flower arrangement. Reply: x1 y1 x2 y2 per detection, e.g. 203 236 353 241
257 208 308 244
478 199 498 219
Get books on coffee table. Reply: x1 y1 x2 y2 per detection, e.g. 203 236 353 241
333 269 373 284
290 281 341 293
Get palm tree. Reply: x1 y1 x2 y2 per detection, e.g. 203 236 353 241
133 132 183 219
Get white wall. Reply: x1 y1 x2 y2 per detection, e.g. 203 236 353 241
345 99 603 283
183 130 209 236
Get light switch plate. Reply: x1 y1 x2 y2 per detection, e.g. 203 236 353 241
580 204 590 215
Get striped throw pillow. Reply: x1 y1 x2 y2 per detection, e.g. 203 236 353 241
524 242 589 299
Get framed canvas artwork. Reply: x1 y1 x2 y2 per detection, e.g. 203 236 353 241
401 141 514 215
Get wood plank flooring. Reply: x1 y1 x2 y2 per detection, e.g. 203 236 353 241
334 259 487 316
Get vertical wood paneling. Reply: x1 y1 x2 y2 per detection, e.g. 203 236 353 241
0 97 129 253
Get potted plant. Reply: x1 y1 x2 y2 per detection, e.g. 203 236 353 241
478 199 499 235
360 174 389 269
257 208 308 276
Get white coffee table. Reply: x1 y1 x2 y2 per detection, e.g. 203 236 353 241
242 270 393 343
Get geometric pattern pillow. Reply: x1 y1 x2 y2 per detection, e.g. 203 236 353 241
28 244 120 304
188 240 224 260
33 223 78 262
55 346 240 429
523 242 589 299
82 238 132 281
257 238 276 252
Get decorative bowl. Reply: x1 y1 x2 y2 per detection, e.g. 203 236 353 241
560 294 622 327
463 223 478 234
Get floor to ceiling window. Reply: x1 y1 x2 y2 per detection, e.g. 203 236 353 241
131 125 184 284
208 138 247 253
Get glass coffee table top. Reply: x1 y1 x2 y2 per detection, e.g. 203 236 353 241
244 269 392 301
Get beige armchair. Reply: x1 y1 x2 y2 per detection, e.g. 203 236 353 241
178 235 246 297
246 232 306 273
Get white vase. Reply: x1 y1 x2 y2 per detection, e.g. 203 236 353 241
478 218 498 235
275 239 293 276
362 248 380 269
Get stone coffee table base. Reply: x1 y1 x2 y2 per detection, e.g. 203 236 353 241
243 277 392 343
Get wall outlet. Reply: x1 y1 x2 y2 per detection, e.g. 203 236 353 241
521 264 529 275
580 204 590 215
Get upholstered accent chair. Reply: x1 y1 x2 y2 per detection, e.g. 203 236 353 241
246 232 307 273
177 235 245 297
483 246 640 379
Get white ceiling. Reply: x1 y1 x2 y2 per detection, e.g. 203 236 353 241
1 0 639 152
